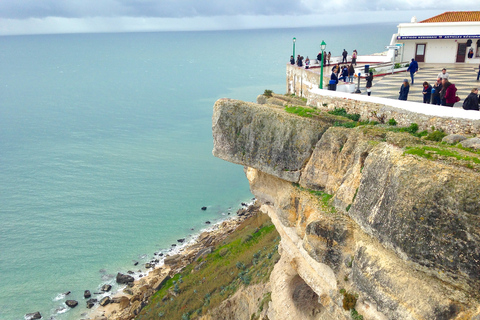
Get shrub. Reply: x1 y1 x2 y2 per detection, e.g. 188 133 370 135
342 292 357 310
388 118 397 126
263 89 273 97
425 130 447 142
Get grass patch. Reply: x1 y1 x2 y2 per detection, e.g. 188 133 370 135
285 105 318 118
294 184 336 214
404 145 480 169
263 89 273 97
137 212 280 320
328 108 361 121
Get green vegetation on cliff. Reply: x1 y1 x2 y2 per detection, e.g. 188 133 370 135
136 212 280 320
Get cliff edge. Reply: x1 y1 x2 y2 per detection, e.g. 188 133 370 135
212 96 480 319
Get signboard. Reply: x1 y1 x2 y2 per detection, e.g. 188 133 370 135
397 34 480 40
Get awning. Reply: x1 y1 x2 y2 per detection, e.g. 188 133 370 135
397 34 480 40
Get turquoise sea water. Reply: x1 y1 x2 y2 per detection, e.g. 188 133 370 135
0 24 396 320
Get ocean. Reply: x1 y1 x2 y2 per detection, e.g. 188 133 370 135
0 24 396 320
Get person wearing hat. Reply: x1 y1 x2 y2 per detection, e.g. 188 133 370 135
399 79 410 100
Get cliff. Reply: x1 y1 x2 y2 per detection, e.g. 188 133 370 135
212 95 480 319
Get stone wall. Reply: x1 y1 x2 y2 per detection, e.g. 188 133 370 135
286 64 480 135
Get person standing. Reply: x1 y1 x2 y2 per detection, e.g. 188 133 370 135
290 55 295 65
444 80 457 107
348 64 355 83
327 52 331 65
317 52 322 64
305 57 310 69
432 78 442 105
407 58 418 84
462 88 479 111
352 50 358 66
342 49 348 63
366 71 373 96
440 79 448 106
437 68 449 80
340 65 349 82
399 79 410 100
422 81 432 104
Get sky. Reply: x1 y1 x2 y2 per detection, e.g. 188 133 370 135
0 1 477 35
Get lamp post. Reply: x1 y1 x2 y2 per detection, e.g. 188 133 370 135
292 37 296 61
319 40 326 89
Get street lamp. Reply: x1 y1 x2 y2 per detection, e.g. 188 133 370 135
319 40 326 89
293 37 296 61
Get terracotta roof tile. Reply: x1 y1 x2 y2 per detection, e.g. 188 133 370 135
420 11 480 23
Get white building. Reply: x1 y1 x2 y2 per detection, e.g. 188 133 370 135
390 11 480 64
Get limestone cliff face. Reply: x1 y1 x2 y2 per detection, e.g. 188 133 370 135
212 98 480 320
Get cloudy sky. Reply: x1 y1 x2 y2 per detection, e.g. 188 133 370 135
0 0 476 35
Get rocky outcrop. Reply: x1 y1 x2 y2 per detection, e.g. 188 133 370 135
25 312 42 320
212 98 480 319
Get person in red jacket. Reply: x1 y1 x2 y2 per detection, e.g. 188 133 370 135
443 80 458 107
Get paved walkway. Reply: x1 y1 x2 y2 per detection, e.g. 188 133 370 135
361 63 479 106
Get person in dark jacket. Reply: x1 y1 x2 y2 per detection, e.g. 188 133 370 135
348 64 355 83
340 66 348 82
290 55 295 65
462 88 479 111
422 81 432 104
399 79 410 100
440 78 449 105
365 71 373 96
342 49 348 63
431 78 442 105
407 58 418 84
331 67 339 84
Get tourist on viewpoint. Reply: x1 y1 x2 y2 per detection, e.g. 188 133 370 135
327 52 331 65
407 58 418 84
340 65 349 82
399 79 410 100
290 55 295 65
331 67 339 84
432 78 442 105
443 80 458 107
422 81 432 104
366 71 373 96
352 50 358 66
342 49 348 63
305 57 310 69
296 55 303 67
348 64 355 83
462 88 479 111
437 68 449 80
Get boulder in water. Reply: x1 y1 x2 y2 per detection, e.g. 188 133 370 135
101 284 112 292
116 272 134 284
99 296 111 306
25 312 42 320
65 300 78 308
84 290 91 299
86 298 97 309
